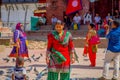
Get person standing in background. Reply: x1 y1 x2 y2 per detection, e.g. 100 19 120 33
72 13 81 30
113 9 120 19
63 15 71 30
94 13 102 30
83 23 100 67
9 23 29 63
83 11 92 24
106 13 112 25
51 15 58 30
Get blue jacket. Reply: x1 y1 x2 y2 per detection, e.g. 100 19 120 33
107 26 120 52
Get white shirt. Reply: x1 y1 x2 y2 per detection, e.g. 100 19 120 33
12 67 26 80
51 17 57 24
73 16 81 24
94 16 101 23
84 13 92 21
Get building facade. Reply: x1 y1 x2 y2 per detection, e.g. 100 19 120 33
46 0 120 23
46 0 89 24
0 0 120 30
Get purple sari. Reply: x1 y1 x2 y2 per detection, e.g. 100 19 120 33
9 23 29 58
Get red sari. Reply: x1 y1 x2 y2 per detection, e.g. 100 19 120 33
83 30 98 67
47 30 74 73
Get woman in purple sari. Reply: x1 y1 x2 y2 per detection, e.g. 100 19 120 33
9 23 29 58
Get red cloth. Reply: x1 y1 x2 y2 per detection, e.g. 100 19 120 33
66 0 83 15
83 46 88 54
47 32 74 70
39 0 46 3
83 33 96 66
95 24 99 31
83 34 88 55
88 45 96 66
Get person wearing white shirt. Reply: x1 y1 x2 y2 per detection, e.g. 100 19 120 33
94 13 101 24
12 57 27 80
83 11 92 24
72 13 81 30
106 13 112 25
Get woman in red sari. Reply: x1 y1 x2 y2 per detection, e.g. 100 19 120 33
46 20 75 80
83 23 99 67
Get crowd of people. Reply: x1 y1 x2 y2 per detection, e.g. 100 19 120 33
7 9 120 80
51 10 120 34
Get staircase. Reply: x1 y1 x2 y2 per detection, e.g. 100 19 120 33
26 25 108 48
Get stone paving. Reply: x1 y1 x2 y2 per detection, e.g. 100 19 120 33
0 25 119 80
0 46 120 80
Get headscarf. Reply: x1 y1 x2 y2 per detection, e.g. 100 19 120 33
15 23 26 37
16 23 22 31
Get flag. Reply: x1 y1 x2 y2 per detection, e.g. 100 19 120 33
66 0 83 15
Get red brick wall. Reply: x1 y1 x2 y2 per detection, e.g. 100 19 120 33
78 0 90 19
46 0 90 24
46 0 66 24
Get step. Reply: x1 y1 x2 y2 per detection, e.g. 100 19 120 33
34 25 88 30
26 30 107 48
26 30 88 40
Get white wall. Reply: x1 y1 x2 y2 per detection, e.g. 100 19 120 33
1 3 37 31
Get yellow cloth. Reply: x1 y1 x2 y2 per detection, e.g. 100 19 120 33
26 40 28 46
74 24 78 30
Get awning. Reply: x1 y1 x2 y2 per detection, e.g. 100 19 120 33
34 10 46 13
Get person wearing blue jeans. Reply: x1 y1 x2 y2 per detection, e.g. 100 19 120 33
72 13 81 30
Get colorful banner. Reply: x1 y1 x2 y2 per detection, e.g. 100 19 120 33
66 0 83 15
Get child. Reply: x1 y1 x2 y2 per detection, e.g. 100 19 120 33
12 57 27 80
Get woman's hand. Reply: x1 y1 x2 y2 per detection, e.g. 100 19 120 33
16 43 20 48
71 52 75 64
71 57 75 64
12 42 20 48
83 54 87 57
108 18 113 22
85 43 88 47
46 51 50 65
46 57 49 65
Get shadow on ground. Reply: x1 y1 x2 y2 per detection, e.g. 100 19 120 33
70 78 98 80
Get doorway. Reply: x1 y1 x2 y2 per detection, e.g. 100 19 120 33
90 0 119 18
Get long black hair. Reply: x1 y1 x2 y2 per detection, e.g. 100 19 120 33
89 23 95 29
